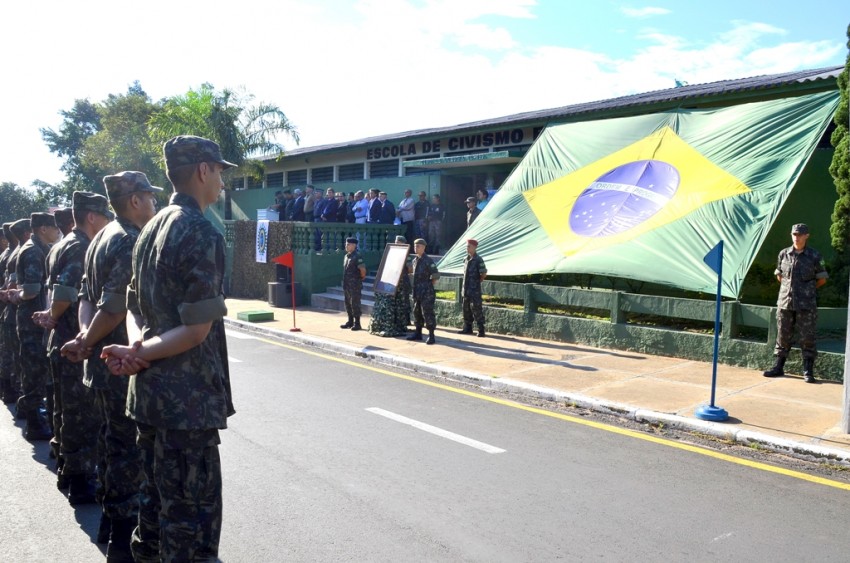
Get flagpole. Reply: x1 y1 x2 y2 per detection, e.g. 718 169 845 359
696 240 729 422
290 260 300 332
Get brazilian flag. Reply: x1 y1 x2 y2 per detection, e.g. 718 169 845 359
438 91 839 297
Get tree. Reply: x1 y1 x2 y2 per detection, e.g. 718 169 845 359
81 82 166 191
829 24 850 250
148 84 300 180
40 98 104 195
0 182 41 225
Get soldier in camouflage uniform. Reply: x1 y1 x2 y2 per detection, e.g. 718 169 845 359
62 171 160 561
0 219 30 406
0 223 14 403
102 136 236 563
457 239 487 337
407 238 440 345
763 223 828 383
12 212 61 440
341 236 367 331
36 192 113 503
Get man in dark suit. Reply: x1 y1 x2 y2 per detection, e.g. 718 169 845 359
378 192 395 224
290 189 305 221
368 188 382 223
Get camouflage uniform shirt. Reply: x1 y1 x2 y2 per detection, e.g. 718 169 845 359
46 229 90 353
462 253 487 298
775 246 828 311
1 245 22 326
81 216 138 389
343 250 364 290
126 192 234 431
411 254 439 300
15 234 50 330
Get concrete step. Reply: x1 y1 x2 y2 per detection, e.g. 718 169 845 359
325 286 376 299
311 291 375 314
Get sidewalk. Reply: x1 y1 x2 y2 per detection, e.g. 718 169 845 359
225 299 850 461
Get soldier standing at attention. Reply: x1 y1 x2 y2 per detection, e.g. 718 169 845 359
457 239 487 337
12 212 60 440
0 223 14 403
36 192 113 503
341 236 366 331
0 219 31 407
102 136 236 563
62 171 160 561
763 223 828 383
407 238 440 345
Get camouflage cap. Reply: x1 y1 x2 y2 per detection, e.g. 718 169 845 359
10 218 31 238
792 223 809 234
163 135 237 170
103 171 163 202
30 212 56 229
73 191 115 220
345 237 358 245
1 223 10 240
394 235 407 244
54 208 74 229
465 196 476 203
413 238 427 246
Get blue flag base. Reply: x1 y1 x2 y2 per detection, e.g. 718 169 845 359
695 404 729 422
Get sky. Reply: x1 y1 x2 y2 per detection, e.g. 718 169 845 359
1 0 847 189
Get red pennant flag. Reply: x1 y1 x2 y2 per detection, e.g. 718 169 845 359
273 251 294 268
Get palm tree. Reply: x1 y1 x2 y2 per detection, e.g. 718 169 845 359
148 84 300 179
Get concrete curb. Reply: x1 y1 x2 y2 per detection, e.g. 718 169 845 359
225 318 850 464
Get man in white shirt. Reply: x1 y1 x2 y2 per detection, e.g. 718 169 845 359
396 189 415 243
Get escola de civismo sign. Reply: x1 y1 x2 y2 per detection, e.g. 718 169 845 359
366 126 544 160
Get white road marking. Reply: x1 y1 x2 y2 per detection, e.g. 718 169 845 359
711 532 734 542
366 407 506 454
228 356 243 363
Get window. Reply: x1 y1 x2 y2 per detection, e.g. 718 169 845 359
287 169 307 185
311 166 333 183
338 163 364 181
266 172 283 189
369 159 399 179
247 176 263 189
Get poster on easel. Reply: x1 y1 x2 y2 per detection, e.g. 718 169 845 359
373 243 410 295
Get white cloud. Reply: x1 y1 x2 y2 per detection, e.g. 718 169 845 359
0 1 844 189
621 6 671 18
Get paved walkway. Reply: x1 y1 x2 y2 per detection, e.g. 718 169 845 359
225 299 850 461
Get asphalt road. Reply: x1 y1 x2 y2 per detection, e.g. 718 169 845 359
2 328 849 562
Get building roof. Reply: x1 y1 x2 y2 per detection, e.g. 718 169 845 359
266 65 843 161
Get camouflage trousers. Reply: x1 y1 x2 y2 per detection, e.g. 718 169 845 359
462 293 485 327
0 322 20 392
775 308 818 360
95 376 142 520
413 293 436 330
51 355 99 475
344 286 362 319
17 329 47 414
133 422 222 563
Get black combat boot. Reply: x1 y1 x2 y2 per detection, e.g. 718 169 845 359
24 410 53 441
351 317 362 331
762 356 786 378
56 458 70 490
68 473 97 505
426 329 436 345
802 358 816 383
407 327 423 341
457 323 473 335
106 517 136 563
340 315 353 329
96 513 112 544
477 325 485 338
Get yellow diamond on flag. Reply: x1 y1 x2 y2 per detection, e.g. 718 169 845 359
523 126 751 257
